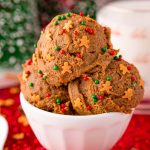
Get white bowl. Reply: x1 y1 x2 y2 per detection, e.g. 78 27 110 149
20 93 133 150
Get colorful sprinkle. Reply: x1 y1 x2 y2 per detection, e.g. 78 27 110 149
92 98 98 103
81 21 85 25
89 29 94 34
43 75 47 80
61 103 65 108
54 21 59 25
85 27 90 32
60 50 65 54
101 47 107 52
66 12 71 17
61 15 66 20
74 30 78 36
62 29 66 34
34 44 37 48
53 65 59 70
29 82 33 87
127 66 132 70
76 53 82 58
94 80 99 84
131 76 136 81
25 70 30 75
83 74 89 81
114 55 119 60
26 58 32 65
110 50 115 56
55 46 60 51
55 98 61 104
79 11 84 16
106 76 111 81
39 74 43 77
132 82 137 87
57 16 61 20
45 93 51 98
38 70 42 74
98 95 104 100
87 105 92 110
61 108 66 113
118 55 122 61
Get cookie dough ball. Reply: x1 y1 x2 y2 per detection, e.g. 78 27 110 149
68 59 144 115
19 61 72 115
35 13 113 86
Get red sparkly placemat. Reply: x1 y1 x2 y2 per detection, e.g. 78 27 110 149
0 86 150 150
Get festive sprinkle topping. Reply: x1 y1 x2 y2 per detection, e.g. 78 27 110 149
55 46 61 51
56 99 61 104
122 88 133 100
81 21 85 25
53 65 59 70
38 70 42 74
62 29 66 34
79 11 84 16
87 105 92 111
114 55 119 60
118 55 122 61
131 82 137 87
100 81 112 93
101 47 107 52
74 98 82 109
131 76 136 81
76 53 82 58
25 70 30 75
83 74 89 81
29 82 33 87
74 30 78 36
43 75 47 80
110 50 115 56
57 16 61 20
119 64 130 75
26 58 32 65
54 21 59 25
91 94 97 102
61 103 65 108
34 44 37 48
60 50 65 54
85 27 90 32
45 93 51 98
94 80 99 84
66 12 71 17
39 74 43 77
79 36 89 48
62 62 72 74
63 20 73 32
61 15 66 20
98 95 104 100
106 76 111 81
90 29 94 34
127 66 132 70
61 108 66 113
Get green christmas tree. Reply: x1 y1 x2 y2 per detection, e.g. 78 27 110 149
0 0 39 71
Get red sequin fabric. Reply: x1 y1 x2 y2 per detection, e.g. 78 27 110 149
0 86 150 150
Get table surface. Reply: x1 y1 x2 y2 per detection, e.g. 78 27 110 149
0 86 150 150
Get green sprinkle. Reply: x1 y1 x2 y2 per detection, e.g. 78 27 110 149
81 21 85 25
106 76 111 81
29 82 33 87
55 46 60 51
94 80 99 84
101 47 107 52
34 44 37 48
57 16 61 20
61 15 66 20
38 70 42 74
54 65 59 70
54 21 59 25
114 55 119 60
66 12 71 17
43 75 47 80
92 98 98 103
132 82 137 87
56 98 61 103
92 94 97 99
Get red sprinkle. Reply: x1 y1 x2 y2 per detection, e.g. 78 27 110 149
62 29 66 34
61 103 65 108
90 29 95 34
87 105 92 110
85 27 90 33
98 95 104 100
26 58 32 65
45 93 51 98
127 66 132 70
79 11 84 16
83 75 89 81
61 108 66 113
131 76 136 81
60 50 65 54
118 57 122 61
39 74 43 77
25 70 30 75
110 50 115 56
76 53 82 58
74 30 78 36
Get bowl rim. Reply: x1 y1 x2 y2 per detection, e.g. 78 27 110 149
20 92 133 120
